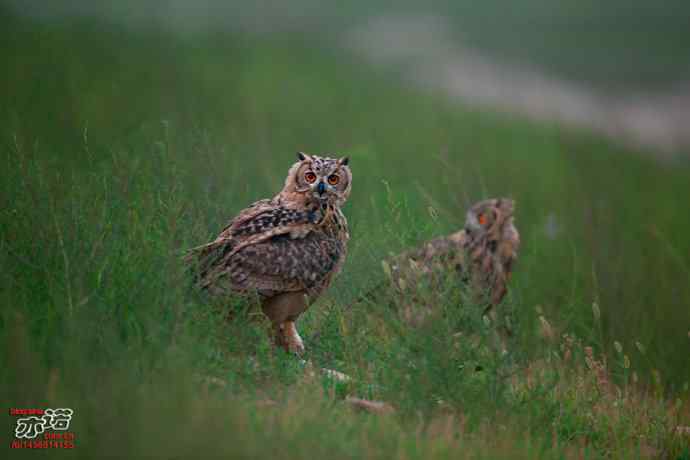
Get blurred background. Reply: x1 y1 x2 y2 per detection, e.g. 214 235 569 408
1 0 689 404
4 1 690 153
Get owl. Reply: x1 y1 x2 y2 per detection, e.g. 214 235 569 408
458 198 520 314
185 152 352 354
373 198 520 326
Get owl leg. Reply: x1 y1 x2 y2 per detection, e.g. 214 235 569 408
261 292 308 354
282 321 305 355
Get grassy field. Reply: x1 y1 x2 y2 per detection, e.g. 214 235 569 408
1 12 689 459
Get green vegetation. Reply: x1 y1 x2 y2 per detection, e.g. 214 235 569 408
1 12 689 459
432 0 690 90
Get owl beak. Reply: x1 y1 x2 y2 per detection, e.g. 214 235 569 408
316 181 326 195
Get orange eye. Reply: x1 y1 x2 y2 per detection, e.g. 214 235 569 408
478 213 487 226
305 172 317 183
327 174 339 186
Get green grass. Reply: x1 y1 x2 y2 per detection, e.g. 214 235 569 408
1 13 689 459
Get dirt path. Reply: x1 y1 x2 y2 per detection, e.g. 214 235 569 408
348 15 690 160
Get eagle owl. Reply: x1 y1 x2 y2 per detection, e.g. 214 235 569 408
186 152 352 354
377 198 520 325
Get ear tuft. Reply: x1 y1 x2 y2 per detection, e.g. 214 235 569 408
339 156 350 166
297 152 307 161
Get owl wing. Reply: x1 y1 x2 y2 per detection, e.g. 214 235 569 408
187 199 317 263
209 230 344 298
216 198 275 238
185 199 338 297
217 199 323 240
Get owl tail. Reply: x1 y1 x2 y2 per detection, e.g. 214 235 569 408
183 238 235 290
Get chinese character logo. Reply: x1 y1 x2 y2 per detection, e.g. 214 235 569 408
14 408 73 439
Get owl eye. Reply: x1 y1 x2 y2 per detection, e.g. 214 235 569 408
305 172 317 183
478 213 488 226
327 174 340 186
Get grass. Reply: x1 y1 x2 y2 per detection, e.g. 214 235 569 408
1 11 689 459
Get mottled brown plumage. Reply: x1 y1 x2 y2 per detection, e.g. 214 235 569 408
186 153 352 353
375 198 519 326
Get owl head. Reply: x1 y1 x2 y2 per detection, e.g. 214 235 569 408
462 198 520 305
284 152 352 207
464 198 516 242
